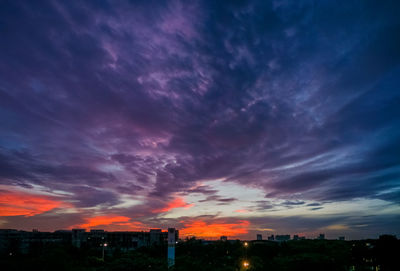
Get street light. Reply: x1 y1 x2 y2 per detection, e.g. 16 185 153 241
102 243 108 261
243 242 249 269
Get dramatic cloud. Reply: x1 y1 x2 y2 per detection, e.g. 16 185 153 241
0 190 66 217
0 0 399 239
152 197 194 213
73 215 144 231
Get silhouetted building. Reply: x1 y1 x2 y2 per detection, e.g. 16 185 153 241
292 235 306 240
0 229 72 254
275 235 290 241
318 233 325 240
220 236 228 241
257 234 262 241
72 229 86 248
267 234 275 241
339 236 345 241
0 228 178 255
150 229 164 245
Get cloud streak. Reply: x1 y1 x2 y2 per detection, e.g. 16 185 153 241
73 215 144 231
0 190 66 217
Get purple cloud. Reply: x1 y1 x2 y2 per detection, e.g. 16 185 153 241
0 0 399 238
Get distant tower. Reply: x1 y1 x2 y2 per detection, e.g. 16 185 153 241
257 234 262 241
168 228 176 268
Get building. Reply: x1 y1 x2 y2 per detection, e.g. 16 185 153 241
293 235 306 240
338 236 345 241
150 229 164 245
220 236 228 241
256 234 262 241
168 228 176 268
0 228 178 255
275 235 291 241
0 229 72 254
267 234 275 241
72 229 86 248
318 233 325 240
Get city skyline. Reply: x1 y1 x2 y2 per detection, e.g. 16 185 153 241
0 0 399 240
0 228 340 241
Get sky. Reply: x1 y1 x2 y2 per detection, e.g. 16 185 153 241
0 0 399 240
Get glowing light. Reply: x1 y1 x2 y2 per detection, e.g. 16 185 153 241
234 209 249 213
324 224 349 230
243 261 249 268
244 242 248 247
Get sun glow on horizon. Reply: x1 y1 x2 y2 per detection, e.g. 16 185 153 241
180 219 250 238
72 215 144 230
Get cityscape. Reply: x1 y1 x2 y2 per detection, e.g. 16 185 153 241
1 0 400 270
0 227 398 270
0 227 341 253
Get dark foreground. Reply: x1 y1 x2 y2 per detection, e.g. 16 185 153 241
1 235 398 271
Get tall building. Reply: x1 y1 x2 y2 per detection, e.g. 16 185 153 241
318 233 325 240
167 228 176 268
257 234 262 241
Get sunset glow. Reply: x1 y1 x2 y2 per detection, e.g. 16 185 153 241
74 215 144 230
180 220 250 238
0 191 64 217
152 197 194 213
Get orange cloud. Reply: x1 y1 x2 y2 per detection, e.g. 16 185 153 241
152 197 194 213
234 209 249 213
73 215 144 231
0 191 64 217
180 220 250 238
